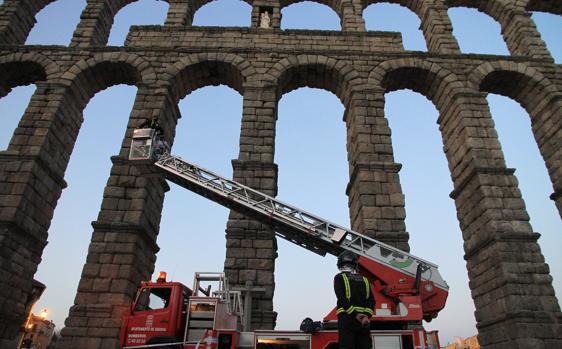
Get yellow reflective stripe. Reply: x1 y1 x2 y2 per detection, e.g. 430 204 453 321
338 274 372 316
359 307 372 314
338 306 373 315
342 273 351 301
363 277 370 300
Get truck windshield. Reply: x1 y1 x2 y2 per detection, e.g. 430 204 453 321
134 287 172 312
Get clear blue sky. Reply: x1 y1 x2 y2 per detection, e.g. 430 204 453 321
0 0 560 345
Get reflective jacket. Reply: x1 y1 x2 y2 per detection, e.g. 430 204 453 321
334 271 375 316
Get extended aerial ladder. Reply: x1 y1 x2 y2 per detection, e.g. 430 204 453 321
129 128 448 326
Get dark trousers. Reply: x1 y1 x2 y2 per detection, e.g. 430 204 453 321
337 314 372 349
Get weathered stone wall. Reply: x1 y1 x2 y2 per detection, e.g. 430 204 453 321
0 1 560 348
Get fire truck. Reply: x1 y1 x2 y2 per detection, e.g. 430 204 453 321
121 128 449 349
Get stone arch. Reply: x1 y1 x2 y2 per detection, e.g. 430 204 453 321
111 0 171 14
363 57 465 250
280 0 343 20
0 52 60 97
361 0 421 18
281 0 370 31
361 0 465 54
160 52 254 152
55 52 157 163
361 1 427 51
368 57 466 111
18 0 56 11
445 0 552 58
468 60 562 214
368 58 489 202
267 55 362 106
0 52 59 152
467 60 559 108
60 52 156 95
0 0 59 44
444 1 510 51
71 0 170 47
191 0 253 22
445 0 518 21
109 0 170 45
163 52 256 104
279 0 346 29
525 0 562 16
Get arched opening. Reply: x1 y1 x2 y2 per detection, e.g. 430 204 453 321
473 65 560 214
382 90 475 344
33 85 136 329
0 59 48 150
26 0 85 45
146 57 245 304
275 86 345 328
363 3 426 51
447 7 509 55
154 84 243 286
108 0 169 46
4 55 154 338
0 86 35 149
473 64 562 299
371 62 495 343
192 0 252 27
486 93 562 310
280 1 341 30
530 12 562 63
270 59 351 328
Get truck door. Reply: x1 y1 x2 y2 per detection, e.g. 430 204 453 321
124 286 175 346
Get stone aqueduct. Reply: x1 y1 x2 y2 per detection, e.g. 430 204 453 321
0 0 560 348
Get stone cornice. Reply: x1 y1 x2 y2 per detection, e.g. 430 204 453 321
449 166 516 199
346 161 402 195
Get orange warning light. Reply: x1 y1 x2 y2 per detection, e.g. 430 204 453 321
156 271 167 283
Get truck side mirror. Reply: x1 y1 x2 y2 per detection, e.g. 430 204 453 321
134 288 151 312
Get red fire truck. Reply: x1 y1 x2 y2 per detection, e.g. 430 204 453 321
121 129 449 349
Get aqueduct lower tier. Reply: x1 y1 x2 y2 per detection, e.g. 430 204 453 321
0 1 561 348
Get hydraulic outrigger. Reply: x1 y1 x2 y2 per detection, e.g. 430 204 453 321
121 128 449 349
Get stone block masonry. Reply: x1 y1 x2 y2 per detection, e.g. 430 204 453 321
0 1 560 348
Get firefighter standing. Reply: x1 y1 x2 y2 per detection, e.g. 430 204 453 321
334 251 375 349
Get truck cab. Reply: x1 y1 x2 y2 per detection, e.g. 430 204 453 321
120 272 191 346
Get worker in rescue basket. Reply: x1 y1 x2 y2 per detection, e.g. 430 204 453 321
139 117 164 135
334 251 375 349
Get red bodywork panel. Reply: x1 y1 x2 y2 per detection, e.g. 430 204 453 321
324 257 448 323
120 281 191 347
256 328 435 349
